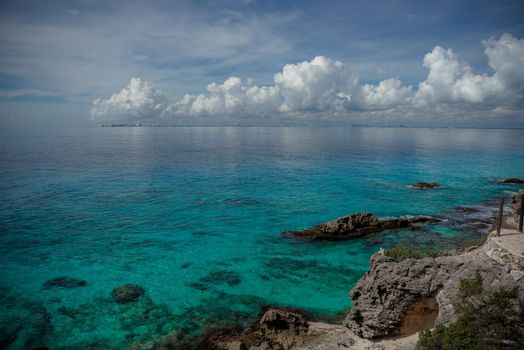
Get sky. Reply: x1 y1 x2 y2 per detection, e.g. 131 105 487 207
1 0 524 127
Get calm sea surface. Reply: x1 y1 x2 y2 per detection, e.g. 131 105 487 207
1 127 523 349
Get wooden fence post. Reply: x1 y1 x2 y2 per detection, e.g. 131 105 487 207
496 196 504 236
519 195 523 233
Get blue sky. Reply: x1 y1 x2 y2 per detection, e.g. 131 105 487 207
1 0 523 127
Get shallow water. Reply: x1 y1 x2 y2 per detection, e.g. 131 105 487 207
0 127 523 349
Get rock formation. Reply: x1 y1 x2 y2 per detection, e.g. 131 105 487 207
411 182 440 189
202 307 310 350
283 212 437 240
345 238 524 339
502 178 524 184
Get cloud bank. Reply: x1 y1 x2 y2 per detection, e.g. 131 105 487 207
90 33 524 124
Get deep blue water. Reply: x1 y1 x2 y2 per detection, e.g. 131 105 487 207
1 127 523 349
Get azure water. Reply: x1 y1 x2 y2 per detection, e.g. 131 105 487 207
1 127 523 349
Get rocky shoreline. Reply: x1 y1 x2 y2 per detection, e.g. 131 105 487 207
201 190 524 350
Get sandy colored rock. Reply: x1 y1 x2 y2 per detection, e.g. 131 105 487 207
345 234 524 339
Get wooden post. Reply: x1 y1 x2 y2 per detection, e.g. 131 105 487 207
519 195 523 233
496 196 504 236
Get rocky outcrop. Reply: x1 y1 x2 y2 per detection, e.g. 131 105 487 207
111 284 145 304
502 178 524 184
203 307 310 350
410 182 440 189
345 240 524 339
283 213 437 240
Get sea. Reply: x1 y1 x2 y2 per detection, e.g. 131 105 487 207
1 126 523 349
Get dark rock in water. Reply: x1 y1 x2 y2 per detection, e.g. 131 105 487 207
283 212 438 241
187 270 242 291
202 307 309 350
188 282 208 291
111 284 145 304
42 276 86 290
502 178 524 184
456 206 481 213
411 182 440 189
198 270 242 287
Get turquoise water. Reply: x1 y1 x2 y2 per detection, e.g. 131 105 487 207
0 127 523 349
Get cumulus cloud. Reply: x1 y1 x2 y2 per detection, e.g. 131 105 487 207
414 33 524 106
354 78 414 110
90 33 524 123
274 56 351 113
90 78 168 121
172 77 280 117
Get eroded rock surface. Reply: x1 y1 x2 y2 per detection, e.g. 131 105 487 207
345 242 524 339
283 213 437 240
203 307 310 350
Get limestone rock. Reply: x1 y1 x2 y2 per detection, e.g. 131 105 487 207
202 307 309 350
345 243 524 339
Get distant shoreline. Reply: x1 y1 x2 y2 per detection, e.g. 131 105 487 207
93 124 524 130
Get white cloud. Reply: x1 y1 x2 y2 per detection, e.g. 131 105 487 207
354 78 413 110
484 32 524 94
90 78 168 121
172 77 281 117
90 33 524 123
273 56 351 113
414 33 524 106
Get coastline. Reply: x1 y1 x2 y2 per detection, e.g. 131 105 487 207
197 190 524 350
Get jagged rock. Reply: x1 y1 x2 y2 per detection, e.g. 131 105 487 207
411 182 440 189
202 307 309 350
502 178 524 184
512 189 524 223
111 284 145 304
345 243 524 339
42 276 86 289
283 213 437 240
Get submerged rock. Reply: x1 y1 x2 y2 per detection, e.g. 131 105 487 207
188 270 242 291
42 276 86 290
202 307 309 350
502 178 524 184
111 284 145 304
283 212 437 241
455 206 481 213
411 182 440 189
